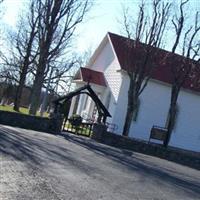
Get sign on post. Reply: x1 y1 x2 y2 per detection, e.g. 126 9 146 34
149 126 168 145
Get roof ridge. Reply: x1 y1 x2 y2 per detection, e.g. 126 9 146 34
108 32 199 64
107 32 200 93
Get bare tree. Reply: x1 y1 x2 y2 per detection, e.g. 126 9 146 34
164 0 200 147
0 71 15 106
29 0 90 115
12 1 39 111
0 52 21 85
0 26 25 86
0 0 4 43
0 1 38 111
39 58 76 116
121 0 171 136
75 47 93 67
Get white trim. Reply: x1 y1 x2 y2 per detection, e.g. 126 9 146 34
87 35 109 67
107 33 122 71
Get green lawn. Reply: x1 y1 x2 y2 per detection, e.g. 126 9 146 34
0 105 49 117
64 122 93 137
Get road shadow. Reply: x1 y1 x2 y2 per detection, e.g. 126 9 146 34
61 132 200 197
0 125 199 198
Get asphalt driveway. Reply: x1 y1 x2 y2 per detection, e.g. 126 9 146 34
0 125 200 200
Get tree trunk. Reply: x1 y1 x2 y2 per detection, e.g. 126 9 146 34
164 86 179 147
29 39 48 115
29 65 45 115
39 67 53 116
122 79 136 136
13 24 36 112
13 65 28 112
123 108 134 136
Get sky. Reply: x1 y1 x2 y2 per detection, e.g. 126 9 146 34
1 0 200 54
0 0 138 53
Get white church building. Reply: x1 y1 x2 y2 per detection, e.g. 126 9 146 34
68 32 200 153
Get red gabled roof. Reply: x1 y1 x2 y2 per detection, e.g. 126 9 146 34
108 32 200 93
74 67 107 87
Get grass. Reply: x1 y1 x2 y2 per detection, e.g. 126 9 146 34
0 105 49 117
64 122 93 137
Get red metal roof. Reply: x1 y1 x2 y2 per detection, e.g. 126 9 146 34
74 67 107 87
108 32 200 93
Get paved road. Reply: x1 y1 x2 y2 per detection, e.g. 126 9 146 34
0 125 200 200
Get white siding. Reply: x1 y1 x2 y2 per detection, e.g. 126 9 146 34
89 40 122 124
170 90 200 152
112 75 171 137
104 63 122 101
74 34 200 152
90 41 116 72
111 73 129 134
89 39 122 101
113 73 200 152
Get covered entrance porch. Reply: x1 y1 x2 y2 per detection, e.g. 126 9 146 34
53 84 111 136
